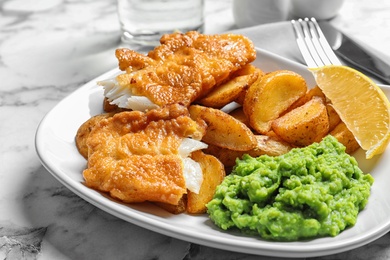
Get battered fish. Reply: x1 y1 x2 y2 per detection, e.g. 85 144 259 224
76 112 115 159
100 31 256 110
83 104 207 205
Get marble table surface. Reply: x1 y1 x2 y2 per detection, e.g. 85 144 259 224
1 0 390 259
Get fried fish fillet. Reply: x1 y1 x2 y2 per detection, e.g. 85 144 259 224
101 31 256 110
82 104 207 205
76 112 115 159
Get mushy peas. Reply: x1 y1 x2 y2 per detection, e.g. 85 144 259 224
207 135 374 241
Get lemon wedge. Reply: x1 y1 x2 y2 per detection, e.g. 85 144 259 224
310 65 390 159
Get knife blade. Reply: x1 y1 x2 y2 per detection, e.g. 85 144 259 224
318 20 390 84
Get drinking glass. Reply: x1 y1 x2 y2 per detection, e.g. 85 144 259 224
118 0 205 46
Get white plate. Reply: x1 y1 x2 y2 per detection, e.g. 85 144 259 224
35 48 390 258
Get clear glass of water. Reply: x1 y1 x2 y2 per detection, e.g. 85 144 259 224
118 0 205 46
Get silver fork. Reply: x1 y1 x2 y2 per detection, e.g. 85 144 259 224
291 17 342 68
291 17 390 89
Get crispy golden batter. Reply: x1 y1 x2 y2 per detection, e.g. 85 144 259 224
76 113 115 159
83 104 206 205
114 31 256 107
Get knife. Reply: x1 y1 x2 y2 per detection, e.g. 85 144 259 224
318 20 390 84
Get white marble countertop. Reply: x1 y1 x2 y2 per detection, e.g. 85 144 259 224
1 0 390 259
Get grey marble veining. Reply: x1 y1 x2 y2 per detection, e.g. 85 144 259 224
1 0 390 259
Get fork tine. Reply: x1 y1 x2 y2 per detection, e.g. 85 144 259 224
291 19 319 68
309 18 342 65
299 18 325 67
291 17 342 67
306 18 333 66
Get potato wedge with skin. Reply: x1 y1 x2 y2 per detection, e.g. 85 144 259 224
154 196 187 214
234 68 264 106
272 96 329 147
253 135 293 156
330 122 360 154
326 104 341 132
204 135 292 168
198 70 260 108
187 151 225 214
228 107 250 127
234 88 247 106
189 105 257 151
284 86 326 114
203 144 239 168
232 64 259 77
244 70 308 134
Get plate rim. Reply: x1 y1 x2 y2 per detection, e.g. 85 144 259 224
35 47 390 258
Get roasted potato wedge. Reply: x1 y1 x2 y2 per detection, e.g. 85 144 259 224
187 151 225 214
154 196 187 214
244 70 308 134
203 144 240 168
234 89 247 106
204 135 292 168
232 64 259 77
253 135 293 156
330 122 360 154
189 105 257 151
198 70 260 108
234 69 264 105
285 86 326 113
228 107 250 127
272 96 329 147
326 104 341 132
